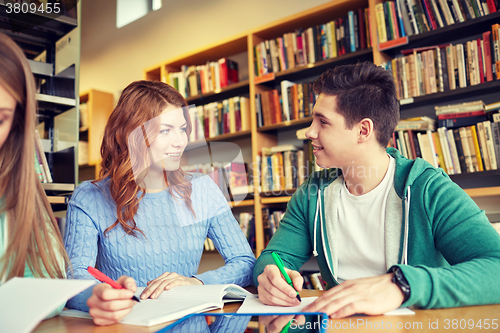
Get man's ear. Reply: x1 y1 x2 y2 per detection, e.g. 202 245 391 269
357 118 374 143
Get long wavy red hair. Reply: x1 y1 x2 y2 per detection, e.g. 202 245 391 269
96 80 194 237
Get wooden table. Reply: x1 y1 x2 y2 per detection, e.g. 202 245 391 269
34 290 500 332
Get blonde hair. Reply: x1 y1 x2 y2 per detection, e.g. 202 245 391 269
0 32 68 280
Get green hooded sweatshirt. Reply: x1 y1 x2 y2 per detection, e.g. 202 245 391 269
253 148 500 309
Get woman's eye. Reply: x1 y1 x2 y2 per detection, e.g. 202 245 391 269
160 129 170 134
180 127 187 132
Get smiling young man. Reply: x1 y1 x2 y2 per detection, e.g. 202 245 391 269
253 62 500 318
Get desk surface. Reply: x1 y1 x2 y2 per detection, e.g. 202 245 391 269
34 290 500 332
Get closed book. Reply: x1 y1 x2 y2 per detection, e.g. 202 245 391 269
470 125 484 171
375 3 388 43
432 131 447 170
446 127 462 173
438 115 487 128
491 122 500 168
477 122 491 170
483 31 494 82
453 129 467 173
438 110 485 119
483 121 498 170
459 127 475 172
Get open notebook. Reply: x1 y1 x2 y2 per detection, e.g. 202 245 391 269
61 284 254 327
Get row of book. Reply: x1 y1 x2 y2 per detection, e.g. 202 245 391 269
188 96 251 142
301 271 326 290
34 130 53 183
254 7 371 77
166 58 239 99
376 0 498 45
260 145 306 193
238 212 256 250
393 111 500 175
382 24 500 100
255 81 317 127
262 208 285 247
183 161 249 197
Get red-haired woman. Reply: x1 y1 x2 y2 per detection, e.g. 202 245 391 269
64 80 255 326
0 33 68 317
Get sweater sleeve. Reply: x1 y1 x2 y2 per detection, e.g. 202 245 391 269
193 178 256 287
63 183 101 311
397 171 500 309
253 179 314 286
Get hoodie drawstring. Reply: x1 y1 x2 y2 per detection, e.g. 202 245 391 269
402 186 411 265
313 187 320 257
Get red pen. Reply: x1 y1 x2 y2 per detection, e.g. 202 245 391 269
87 266 140 302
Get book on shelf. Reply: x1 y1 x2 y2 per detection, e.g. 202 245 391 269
261 147 305 193
256 82 316 127
34 130 52 183
167 58 239 98
254 6 371 78
194 96 250 139
385 22 500 100
61 284 254 327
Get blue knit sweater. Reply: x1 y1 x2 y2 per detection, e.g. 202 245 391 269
64 174 255 311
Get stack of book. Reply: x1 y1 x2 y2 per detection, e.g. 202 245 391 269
166 58 239 98
382 24 500 100
254 7 371 77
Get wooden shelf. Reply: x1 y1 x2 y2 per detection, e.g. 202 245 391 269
258 117 312 132
382 11 500 57
400 80 500 114
464 187 500 198
185 80 249 105
261 196 292 204
260 48 373 84
47 196 67 204
187 130 252 149
229 199 255 208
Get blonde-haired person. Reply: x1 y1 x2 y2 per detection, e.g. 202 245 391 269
0 32 68 318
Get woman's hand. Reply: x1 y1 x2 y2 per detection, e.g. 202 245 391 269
140 272 203 299
87 276 138 326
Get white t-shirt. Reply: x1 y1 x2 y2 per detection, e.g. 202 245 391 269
337 155 395 283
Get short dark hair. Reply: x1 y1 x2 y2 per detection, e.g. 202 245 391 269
313 62 400 148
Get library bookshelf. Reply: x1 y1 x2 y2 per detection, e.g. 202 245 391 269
144 0 500 256
78 90 114 182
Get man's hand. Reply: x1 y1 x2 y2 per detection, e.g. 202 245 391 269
140 272 203 299
257 264 303 306
87 276 138 326
303 273 404 318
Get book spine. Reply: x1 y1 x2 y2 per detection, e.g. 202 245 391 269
438 115 487 128
470 125 484 171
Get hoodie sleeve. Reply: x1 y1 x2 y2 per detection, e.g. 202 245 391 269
253 178 315 286
396 170 500 309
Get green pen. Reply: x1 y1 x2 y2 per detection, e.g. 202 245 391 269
271 251 302 302
280 320 292 333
